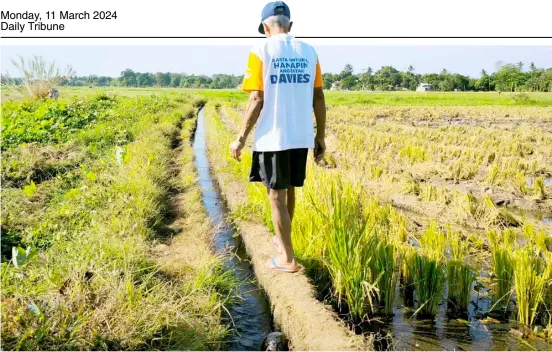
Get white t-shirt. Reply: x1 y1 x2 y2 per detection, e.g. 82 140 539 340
241 33 323 152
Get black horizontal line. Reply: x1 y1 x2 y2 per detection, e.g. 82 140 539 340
1 36 551 39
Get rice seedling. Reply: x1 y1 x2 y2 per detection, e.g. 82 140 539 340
533 177 546 200
514 246 548 327
487 229 516 311
514 171 529 196
412 222 446 318
446 227 475 314
374 238 398 315
522 223 548 253
400 244 417 307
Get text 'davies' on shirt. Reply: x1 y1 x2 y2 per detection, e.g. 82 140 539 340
241 33 323 152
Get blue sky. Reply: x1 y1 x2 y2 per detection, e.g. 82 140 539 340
2 46 551 78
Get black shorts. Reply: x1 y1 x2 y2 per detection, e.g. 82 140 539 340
249 148 309 190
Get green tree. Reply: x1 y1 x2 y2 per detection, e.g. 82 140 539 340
339 64 354 80
374 66 400 90
494 64 527 91
359 67 373 90
155 72 164 86
120 69 136 86
322 72 338 90
341 75 359 90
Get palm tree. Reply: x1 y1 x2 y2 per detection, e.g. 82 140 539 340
517 61 524 71
408 65 415 73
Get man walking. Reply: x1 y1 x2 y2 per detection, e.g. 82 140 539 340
230 1 327 273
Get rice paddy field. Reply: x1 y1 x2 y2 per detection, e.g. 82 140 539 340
2 87 552 350
202 90 552 350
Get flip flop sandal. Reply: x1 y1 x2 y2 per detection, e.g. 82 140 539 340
265 257 299 273
272 236 283 254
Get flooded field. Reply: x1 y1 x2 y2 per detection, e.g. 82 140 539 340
204 92 552 350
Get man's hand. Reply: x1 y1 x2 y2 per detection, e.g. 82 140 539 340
230 139 245 161
314 136 326 162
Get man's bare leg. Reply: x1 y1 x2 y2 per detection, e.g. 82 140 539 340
287 186 296 222
268 188 297 268
270 186 295 253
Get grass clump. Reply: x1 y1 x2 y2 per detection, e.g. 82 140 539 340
3 55 75 100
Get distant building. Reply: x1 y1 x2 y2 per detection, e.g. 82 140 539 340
330 81 341 91
416 82 432 92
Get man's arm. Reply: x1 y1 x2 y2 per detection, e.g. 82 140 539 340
230 90 264 161
313 87 326 162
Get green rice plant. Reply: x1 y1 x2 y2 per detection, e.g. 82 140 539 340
374 238 398 315
412 252 446 318
400 245 417 306
514 246 548 326
542 252 552 329
401 176 420 195
389 210 409 244
522 223 547 254
292 166 340 264
486 163 500 184
401 245 416 287
412 222 446 318
448 157 479 182
311 177 380 319
447 260 474 313
417 221 446 254
419 184 440 202
514 171 529 195
487 229 515 311
399 144 427 164
446 227 475 313
533 177 546 200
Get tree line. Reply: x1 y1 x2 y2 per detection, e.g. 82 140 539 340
322 62 552 92
3 61 551 92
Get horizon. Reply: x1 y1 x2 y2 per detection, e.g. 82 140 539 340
2 46 552 79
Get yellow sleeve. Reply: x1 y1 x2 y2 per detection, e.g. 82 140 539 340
314 60 323 88
242 52 264 92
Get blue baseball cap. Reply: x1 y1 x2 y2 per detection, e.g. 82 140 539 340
258 1 291 34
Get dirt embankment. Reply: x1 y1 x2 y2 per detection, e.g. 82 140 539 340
203 110 367 350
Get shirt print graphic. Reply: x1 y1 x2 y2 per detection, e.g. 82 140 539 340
270 57 311 84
